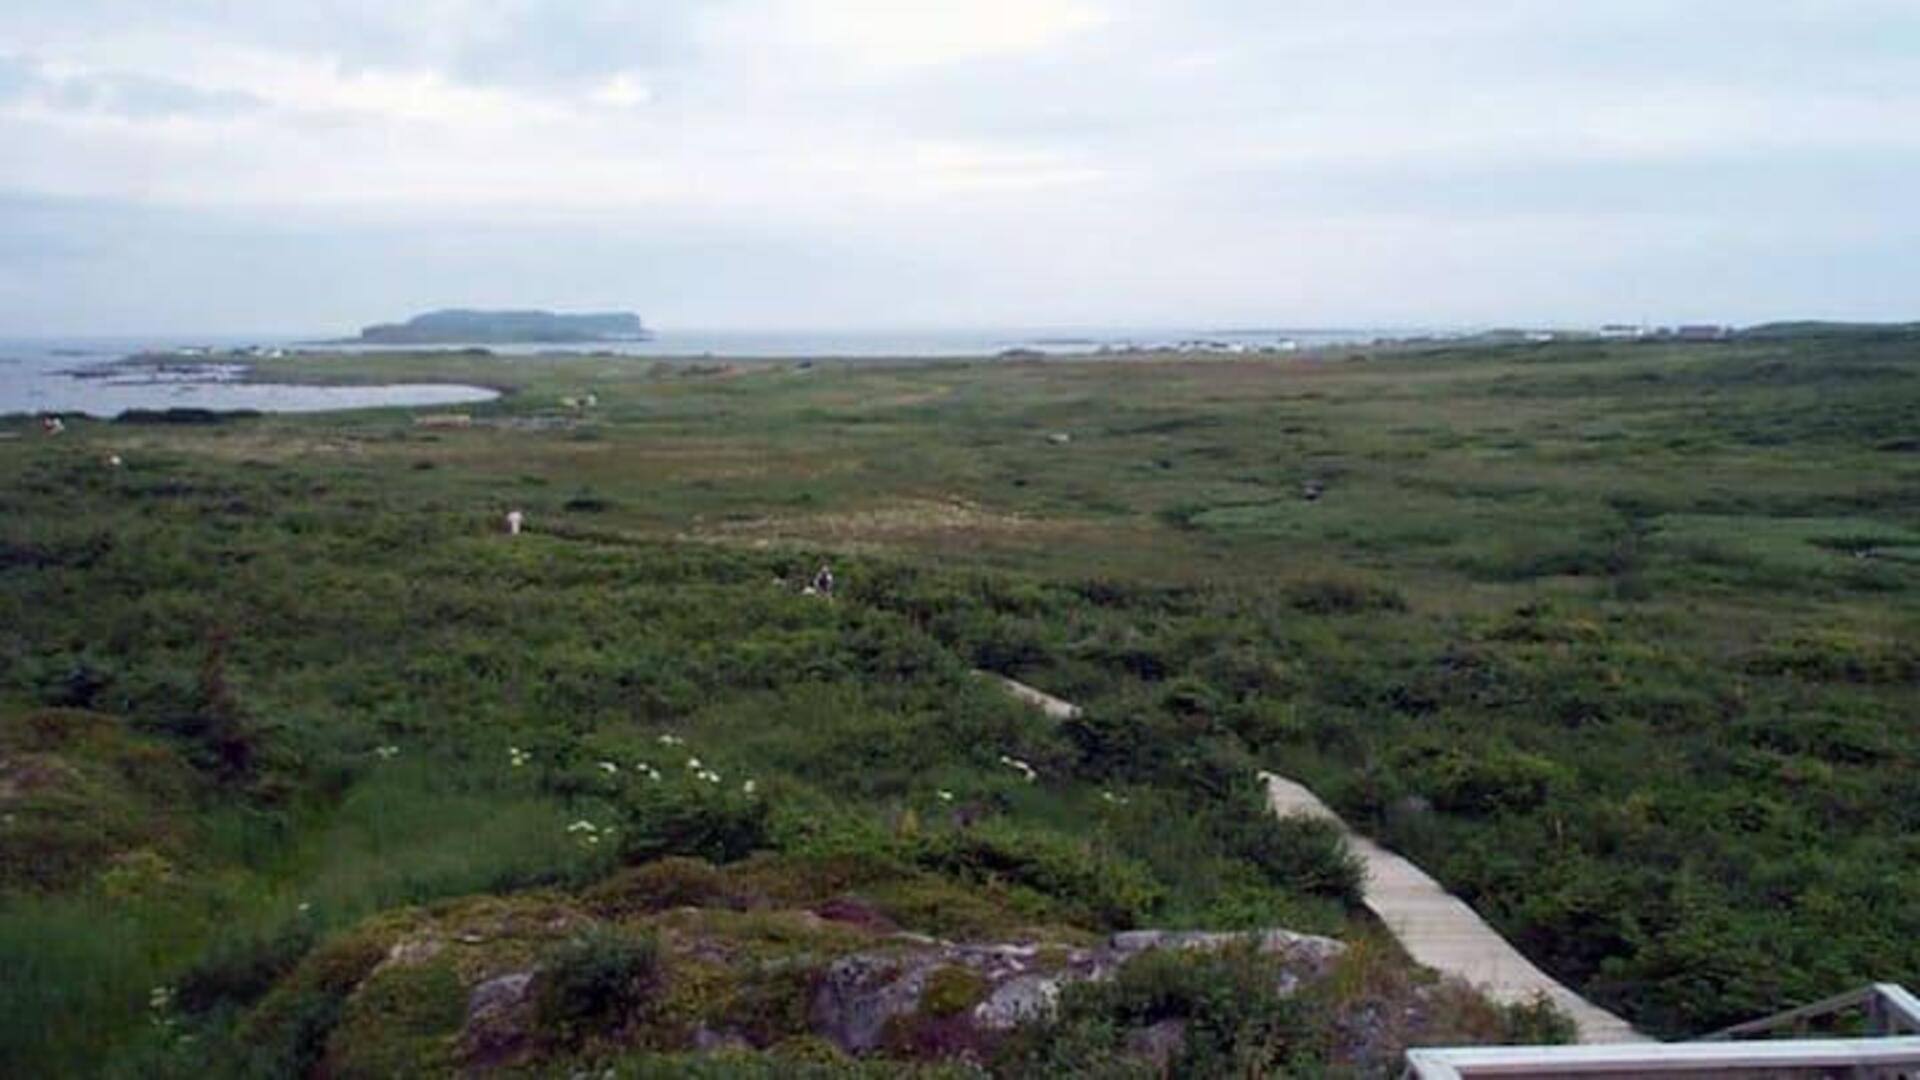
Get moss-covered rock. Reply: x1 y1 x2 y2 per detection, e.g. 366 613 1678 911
225 860 1543 1078
919 966 990 1018
0 708 194 893
325 959 466 1078
585 856 748 917
236 925 398 1076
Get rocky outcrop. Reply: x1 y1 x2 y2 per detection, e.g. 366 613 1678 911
808 928 1347 1056
459 971 537 1069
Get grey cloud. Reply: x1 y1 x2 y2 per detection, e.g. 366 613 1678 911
3 1 714 91
0 53 265 118
1200 149 1918 224
2 2 1919 333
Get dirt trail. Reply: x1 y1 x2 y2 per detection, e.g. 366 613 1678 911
1261 770 1648 1045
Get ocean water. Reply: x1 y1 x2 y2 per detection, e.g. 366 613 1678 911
0 335 499 418
323 325 1407 359
0 327 1414 418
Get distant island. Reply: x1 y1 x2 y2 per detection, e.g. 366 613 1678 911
349 308 650 344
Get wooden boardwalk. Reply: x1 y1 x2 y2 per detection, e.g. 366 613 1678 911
980 673 1641 1043
977 671 1083 721
1261 770 1649 1045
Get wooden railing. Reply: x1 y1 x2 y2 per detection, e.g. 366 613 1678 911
1403 983 1920 1079
1701 983 1920 1041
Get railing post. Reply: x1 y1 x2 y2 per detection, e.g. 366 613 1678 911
1872 984 1920 1035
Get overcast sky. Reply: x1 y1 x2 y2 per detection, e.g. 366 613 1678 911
2 1 1916 335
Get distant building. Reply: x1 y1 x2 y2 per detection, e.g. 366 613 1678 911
1599 324 1648 340
1676 325 1732 342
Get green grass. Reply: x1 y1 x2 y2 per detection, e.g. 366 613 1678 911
5 330 1920 1069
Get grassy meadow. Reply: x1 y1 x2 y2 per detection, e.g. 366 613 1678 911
3 330 1918 1073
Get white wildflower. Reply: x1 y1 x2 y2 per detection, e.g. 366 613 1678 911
373 744 399 760
508 746 530 767
1101 791 1130 805
742 779 757 795
998 755 1038 782
566 820 599 834
658 734 685 747
686 756 703 770
936 789 955 802
597 761 620 775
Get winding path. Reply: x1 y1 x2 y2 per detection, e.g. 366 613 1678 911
1260 770 1648 1045
982 672 1645 1044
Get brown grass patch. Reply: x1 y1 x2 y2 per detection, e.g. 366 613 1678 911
698 497 1083 549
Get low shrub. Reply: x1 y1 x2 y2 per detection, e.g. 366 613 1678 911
537 927 663 1044
1239 814 1366 905
996 945 1322 1076
176 919 317 1013
913 823 1165 930
584 857 747 916
615 783 773 866
1405 745 1561 816
1285 577 1408 615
